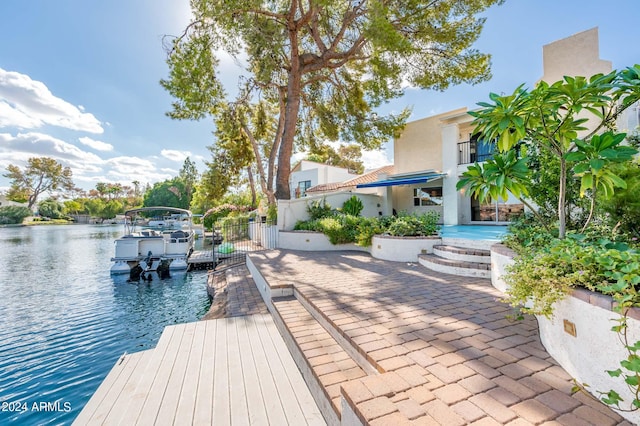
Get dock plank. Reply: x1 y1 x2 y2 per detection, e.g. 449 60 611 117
73 350 147 425
122 324 176 420
155 321 197 425
174 320 206 423
100 350 155 425
261 314 326 426
75 314 325 425
193 320 216 424
236 315 270 425
253 314 309 425
227 317 250 426
212 318 231 424
136 323 186 423
244 315 289 425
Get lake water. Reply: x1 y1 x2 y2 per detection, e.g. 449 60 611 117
0 224 211 425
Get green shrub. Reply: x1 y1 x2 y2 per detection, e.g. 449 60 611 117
502 213 556 253
306 198 333 220
294 219 321 231
341 196 364 217
0 206 32 224
505 236 640 317
387 212 440 237
317 215 360 245
356 217 383 247
294 211 440 246
217 215 249 241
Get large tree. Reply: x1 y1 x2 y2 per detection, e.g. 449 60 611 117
143 178 190 209
162 0 503 201
3 157 75 210
307 143 365 174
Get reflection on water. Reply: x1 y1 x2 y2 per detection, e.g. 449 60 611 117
0 224 211 424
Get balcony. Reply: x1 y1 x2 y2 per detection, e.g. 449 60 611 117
458 140 496 165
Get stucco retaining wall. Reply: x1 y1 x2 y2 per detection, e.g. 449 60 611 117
490 244 640 424
371 235 441 262
278 231 368 253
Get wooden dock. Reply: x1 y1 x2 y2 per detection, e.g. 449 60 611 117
187 249 215 270
74 314 325 425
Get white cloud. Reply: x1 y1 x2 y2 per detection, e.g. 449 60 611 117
160 149 191 162
361 148 392 170
0 68 103 133
0 132 104 164
78 136 114 152
103 156 172 185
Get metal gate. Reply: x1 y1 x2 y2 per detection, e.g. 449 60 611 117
209 219 278 270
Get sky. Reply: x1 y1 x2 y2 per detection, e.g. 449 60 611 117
0 0 638 193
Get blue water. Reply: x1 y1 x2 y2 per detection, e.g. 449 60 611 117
0 225 211 425
440 225 508 241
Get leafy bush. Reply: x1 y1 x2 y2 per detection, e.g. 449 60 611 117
38 199 65 219
505 235 640 317
387 212 440 237
502 213 556 253
0 206 32 224
355 217 384 247
314 216 358 245
294 211 440 246
341 196 364 217
306 198 333 220
217 215 249 241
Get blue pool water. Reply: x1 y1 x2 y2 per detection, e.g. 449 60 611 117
440 225 508 241
0 225 211 425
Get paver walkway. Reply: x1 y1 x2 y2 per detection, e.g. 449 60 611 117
248 249 629 425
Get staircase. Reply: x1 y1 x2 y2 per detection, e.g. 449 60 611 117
418 244 492 278
247 254 434 426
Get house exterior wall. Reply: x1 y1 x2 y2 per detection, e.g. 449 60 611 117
289 161 358 198
541 28 611 84
385 27 615 226
277 192 384 231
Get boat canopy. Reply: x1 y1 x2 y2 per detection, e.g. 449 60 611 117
124 207 193 219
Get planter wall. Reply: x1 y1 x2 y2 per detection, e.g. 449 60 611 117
537 292 640 424
490 244 640 424
371 235 441 262
490 243 517 293
277 231 368 253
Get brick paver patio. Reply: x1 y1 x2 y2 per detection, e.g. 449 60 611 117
247 249 629 425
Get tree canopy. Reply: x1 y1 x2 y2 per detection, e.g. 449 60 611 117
162 0 503 201
143 178 190 209
3 157 75 210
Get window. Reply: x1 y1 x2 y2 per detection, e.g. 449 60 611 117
413 187 443 206
470 196 524 222
295 180 312 198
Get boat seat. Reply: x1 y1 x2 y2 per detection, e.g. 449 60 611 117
170 230 187 239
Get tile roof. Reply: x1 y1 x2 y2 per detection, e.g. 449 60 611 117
306 165 394 193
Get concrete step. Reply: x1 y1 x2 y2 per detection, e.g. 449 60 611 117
418 253 491 278
433 244 491 264
272 296 369 423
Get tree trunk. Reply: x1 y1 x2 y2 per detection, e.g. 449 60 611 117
275 24 303 201
246 166 257 209
558 157 567 239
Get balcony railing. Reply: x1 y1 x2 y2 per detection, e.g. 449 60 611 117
458 140 496 165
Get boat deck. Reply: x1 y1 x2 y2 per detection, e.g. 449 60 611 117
73 314 325 425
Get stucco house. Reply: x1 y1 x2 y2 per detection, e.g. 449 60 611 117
288 160 359 199
355 27 630 226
